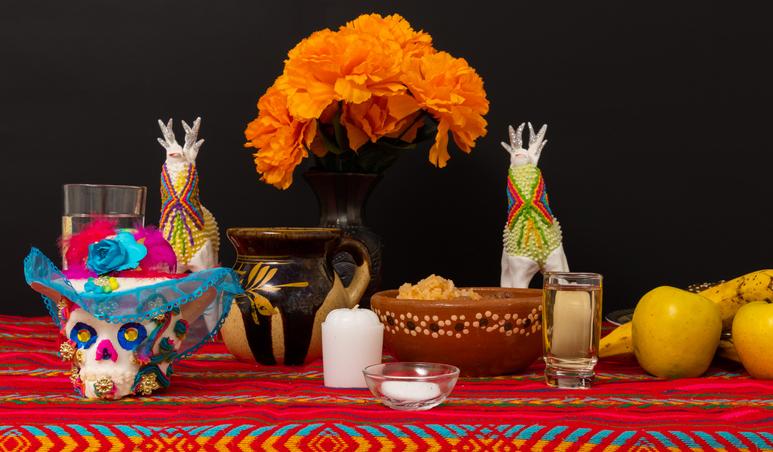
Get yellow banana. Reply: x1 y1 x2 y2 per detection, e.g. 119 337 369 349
599 321 633 358
716 338 742 363
599 270 772 359
698 270 773 331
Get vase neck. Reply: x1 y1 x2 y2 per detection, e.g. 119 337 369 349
226 228 341 258
304 172 380 228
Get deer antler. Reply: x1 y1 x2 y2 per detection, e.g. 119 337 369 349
527 122 547 163
501 123 525 154
157 118 179 151
181 117 205 162
501 122 548 165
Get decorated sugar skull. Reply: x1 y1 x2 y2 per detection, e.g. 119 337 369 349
24 222 242 400
58 298 200 398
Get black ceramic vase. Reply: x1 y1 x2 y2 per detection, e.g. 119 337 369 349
221 228 371 365
304 171 383 309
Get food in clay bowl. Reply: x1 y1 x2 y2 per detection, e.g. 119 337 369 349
371 275 543 377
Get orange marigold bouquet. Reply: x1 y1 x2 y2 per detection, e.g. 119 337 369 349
244 13 489 189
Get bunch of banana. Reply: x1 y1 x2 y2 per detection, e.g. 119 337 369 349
599 269 773 359
716 337 741 363
701 270 773 330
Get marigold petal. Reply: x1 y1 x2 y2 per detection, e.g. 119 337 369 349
392 115 423 142
303 119 317 149
341 108 371 151
341 13 434 58
244 83 315 189
287 91 333 120
386 94 420 120
344 124 369 151
429 120 451 168
403 51 488 164
334 78 372 104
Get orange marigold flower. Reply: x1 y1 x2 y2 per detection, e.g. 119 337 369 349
402 51 489 168
244 83 316 190
244 14 489 188
341 94 421 150
341 13 434 58
279 29 406 120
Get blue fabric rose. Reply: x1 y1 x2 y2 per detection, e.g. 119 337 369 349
87 231 147 275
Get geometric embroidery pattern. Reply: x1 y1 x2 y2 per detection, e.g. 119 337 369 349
532 173 554 223
506 175 525 226
2 423 771 451
1 316 771 451
160 163 204 246
507 168 554 229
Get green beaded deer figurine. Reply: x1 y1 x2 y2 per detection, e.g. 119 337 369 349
501 123 569 287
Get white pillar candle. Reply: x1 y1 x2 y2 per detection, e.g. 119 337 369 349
322 307 384 388
380 381 441 402
550 290 592 358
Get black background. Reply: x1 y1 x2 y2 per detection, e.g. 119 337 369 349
1 1 770 317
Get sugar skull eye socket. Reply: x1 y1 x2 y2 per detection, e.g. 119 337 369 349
70 322 98 349
117 323 147 351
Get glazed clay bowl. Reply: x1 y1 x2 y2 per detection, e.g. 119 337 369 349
371 288 543 377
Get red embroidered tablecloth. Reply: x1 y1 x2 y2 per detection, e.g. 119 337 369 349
0 315 771 451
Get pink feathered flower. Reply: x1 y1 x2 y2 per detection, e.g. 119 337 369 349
132 226 177 274
61 221 179 279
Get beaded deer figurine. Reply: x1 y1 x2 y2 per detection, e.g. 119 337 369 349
157 117 220 272
501 123 569 288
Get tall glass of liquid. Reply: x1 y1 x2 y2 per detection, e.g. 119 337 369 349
62 184 147 267
542 272 603 389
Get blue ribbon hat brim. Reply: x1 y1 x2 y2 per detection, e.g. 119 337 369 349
23 247 244 360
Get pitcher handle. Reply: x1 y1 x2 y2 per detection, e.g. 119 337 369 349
335 237 372 307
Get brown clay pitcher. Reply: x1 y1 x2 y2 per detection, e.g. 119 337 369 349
221 228 371 365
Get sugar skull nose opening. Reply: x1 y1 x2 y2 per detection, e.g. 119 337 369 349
95 339 118 362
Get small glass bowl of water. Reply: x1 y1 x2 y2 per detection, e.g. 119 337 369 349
363 362 459 411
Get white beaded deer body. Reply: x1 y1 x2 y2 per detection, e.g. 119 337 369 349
500 123 569 288
156 118 220 272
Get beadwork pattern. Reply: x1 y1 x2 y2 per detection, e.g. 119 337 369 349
160 163 220 267
503 164 563 265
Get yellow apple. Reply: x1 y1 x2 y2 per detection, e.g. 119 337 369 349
632 286 722 378
732 301 773 379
